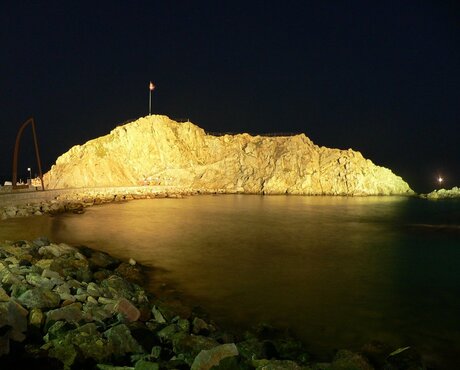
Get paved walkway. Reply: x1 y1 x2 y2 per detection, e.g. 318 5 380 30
0 186 183 207
0 189 74 207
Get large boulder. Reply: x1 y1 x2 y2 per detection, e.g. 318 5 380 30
104 323 144 356
17 287 61 309
45 303 85 324
45 322 108 368
329 349 374 370
171 332 219 365
0 300 28 355
191 343 239 370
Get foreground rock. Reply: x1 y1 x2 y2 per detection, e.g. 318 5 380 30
422 186 460 199
0 239 426 369
44 115 413 195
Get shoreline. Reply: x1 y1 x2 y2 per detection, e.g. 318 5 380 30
0 186 216 221
0 238 428 369
0 188 449 368
0 185 420 221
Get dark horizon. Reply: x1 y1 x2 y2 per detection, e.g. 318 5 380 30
2 1 459 193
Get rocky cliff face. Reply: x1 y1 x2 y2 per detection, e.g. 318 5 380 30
44 115 413 195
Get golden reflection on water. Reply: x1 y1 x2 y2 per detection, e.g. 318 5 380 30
1 195 458 367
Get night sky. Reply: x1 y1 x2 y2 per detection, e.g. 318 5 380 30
2 1 459 193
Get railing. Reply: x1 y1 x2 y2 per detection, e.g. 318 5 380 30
206 131 302 137
114 117 302 138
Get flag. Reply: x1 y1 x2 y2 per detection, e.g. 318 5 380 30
149 81 155 91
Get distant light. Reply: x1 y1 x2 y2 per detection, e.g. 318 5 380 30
27 167 31 171
437 176 443 184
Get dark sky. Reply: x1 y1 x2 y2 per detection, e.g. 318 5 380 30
1 1 459 193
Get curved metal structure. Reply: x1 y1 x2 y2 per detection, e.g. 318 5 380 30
12 117 45 190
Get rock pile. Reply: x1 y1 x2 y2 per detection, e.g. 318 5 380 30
0 239 426 369
422 186 460 199
0 187 196 221
0 200 83 220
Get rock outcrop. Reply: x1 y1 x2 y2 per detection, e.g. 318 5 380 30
44 115 413 195
422 186 460 199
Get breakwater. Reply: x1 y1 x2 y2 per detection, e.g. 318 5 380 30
0 186 221 221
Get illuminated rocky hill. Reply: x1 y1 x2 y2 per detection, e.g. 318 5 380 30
44 115 413 195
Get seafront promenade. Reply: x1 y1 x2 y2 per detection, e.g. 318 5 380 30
0 188 75 207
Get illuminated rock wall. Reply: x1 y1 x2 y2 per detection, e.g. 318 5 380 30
44 115 413 195
423 187 460 199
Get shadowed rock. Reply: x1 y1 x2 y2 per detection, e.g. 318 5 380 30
191 343 239 370
45 303 84 324
104 323 144 356
17 287 61 309
0 300 28 355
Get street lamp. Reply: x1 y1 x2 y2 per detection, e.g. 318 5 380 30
437 175 444 188
27 167 31 181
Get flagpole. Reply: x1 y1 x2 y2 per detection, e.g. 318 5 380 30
149 81 155 116
149 89 152 115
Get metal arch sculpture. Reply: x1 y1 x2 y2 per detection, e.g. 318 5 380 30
12 117 45 190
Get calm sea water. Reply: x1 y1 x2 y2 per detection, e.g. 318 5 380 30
1 195 459 367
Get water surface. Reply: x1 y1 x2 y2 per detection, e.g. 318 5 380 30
1 195 459 367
